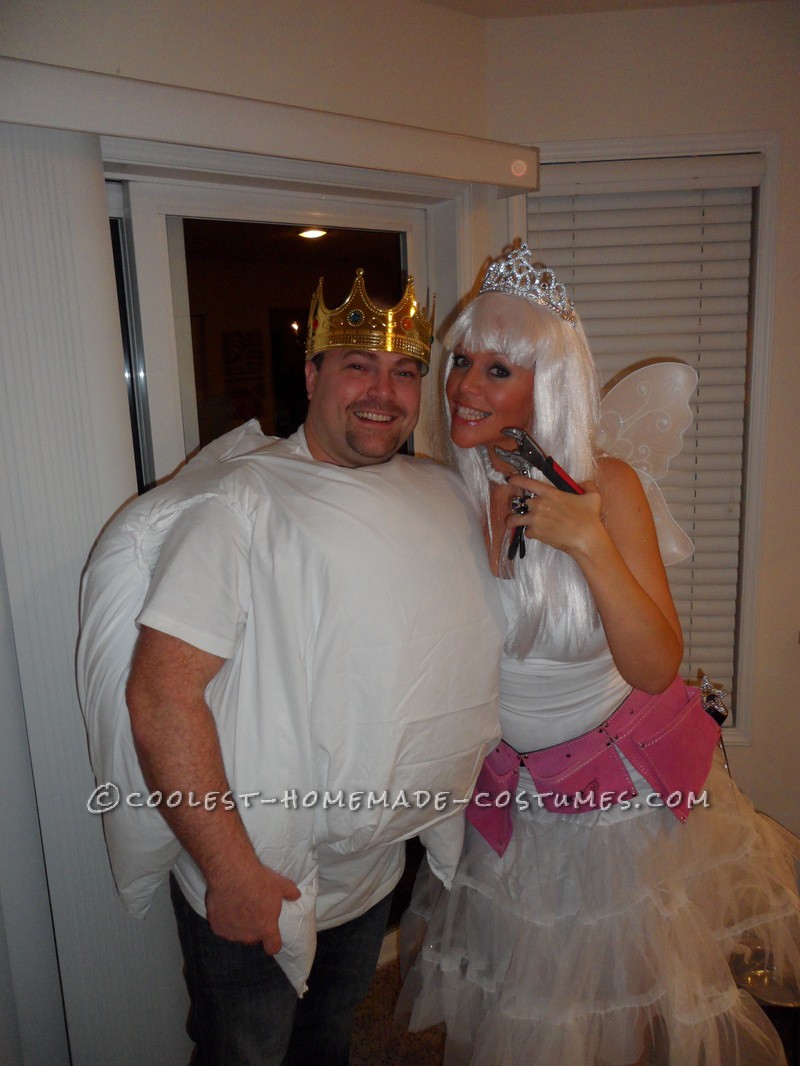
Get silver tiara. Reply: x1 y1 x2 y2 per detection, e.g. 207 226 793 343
478 244 577 326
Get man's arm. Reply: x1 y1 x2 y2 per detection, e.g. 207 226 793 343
126 625 300 952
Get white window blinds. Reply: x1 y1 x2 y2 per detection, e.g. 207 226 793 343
528 154 764 718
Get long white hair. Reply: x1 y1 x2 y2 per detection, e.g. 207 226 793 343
442 291 602 657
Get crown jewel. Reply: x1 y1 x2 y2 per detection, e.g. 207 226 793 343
305 269 434 373
479 243 576 326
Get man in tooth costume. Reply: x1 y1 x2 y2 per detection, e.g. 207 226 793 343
78 269 503 1064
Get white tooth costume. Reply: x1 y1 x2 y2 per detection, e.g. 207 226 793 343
78 420 504 995
398 247 800 1066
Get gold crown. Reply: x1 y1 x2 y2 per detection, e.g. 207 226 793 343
305 269 434 374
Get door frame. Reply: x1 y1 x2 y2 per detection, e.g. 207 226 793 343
104 136 527 473
119 179 429 476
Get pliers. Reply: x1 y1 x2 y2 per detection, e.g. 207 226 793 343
495 428 584 560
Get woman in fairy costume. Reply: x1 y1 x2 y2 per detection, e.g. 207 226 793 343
399 244 800 1065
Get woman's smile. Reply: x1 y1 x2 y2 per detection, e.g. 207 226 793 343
452 403 490 424
447 348 535 453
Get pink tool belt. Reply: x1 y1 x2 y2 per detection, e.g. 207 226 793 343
466 677 720 856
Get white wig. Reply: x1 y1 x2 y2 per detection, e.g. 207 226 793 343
442 291 602 657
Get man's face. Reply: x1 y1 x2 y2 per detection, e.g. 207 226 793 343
303 348 422 467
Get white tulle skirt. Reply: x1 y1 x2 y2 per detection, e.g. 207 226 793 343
397 754 800 1066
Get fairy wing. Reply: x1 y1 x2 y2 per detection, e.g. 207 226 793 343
597 362 697 566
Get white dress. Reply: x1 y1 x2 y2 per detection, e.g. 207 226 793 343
399 603 800 1065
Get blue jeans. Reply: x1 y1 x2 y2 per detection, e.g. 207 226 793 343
170 875 392 1065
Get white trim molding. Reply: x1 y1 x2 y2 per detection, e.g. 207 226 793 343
0 56 538 195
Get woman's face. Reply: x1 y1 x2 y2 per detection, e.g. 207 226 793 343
446 347 535 453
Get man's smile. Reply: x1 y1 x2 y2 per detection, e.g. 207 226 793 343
350 404 404 424
353 410 395 422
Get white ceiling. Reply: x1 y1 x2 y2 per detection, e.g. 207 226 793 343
423 0 772 16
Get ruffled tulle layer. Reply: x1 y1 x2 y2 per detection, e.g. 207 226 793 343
398 755 800 1065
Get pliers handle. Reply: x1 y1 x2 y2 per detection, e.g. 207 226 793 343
495 428 584 561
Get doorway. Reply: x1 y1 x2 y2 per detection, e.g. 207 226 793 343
179 219 406 453
117 179 431 482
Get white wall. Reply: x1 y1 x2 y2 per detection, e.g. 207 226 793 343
486 0 800 830
1 0 489 137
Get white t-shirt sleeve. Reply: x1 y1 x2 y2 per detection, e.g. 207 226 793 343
137 496 252 659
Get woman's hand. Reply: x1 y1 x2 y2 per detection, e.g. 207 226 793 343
505 475 607 559
507 458 683 693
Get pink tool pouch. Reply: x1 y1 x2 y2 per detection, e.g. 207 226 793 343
464 743 521 857
467 678 719 856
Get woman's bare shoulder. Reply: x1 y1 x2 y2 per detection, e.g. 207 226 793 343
596 455 644 497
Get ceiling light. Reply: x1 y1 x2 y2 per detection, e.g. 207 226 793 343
299 228 326 239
